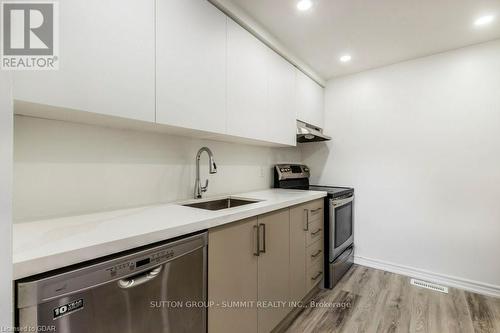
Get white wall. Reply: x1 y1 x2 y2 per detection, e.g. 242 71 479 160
302 40 500 290
0 74 13 329
14 116 301 221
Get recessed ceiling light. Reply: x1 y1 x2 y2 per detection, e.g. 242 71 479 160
474 15 495 26
339 55 352 63
297 0 313 11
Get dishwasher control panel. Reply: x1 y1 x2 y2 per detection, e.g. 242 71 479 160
105 249 175 277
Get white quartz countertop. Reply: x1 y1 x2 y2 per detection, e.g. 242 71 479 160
13 189 326 280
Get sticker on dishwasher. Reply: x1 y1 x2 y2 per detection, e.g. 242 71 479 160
53 299 84 320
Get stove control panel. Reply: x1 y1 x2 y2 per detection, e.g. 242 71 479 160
274 164 310 181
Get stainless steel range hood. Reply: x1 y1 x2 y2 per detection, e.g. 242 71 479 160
296 120 331 143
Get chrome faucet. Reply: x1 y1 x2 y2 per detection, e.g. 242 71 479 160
194 147 217 199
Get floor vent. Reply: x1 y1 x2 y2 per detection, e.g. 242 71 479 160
410 278 449 294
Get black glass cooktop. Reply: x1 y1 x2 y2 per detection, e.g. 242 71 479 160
309 185 354 198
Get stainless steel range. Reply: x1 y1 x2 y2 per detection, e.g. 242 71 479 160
274 164 354 289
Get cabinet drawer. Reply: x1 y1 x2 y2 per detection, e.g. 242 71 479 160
306 259 323 291
307 239 323 268
306 219 323 246
306 200 323 223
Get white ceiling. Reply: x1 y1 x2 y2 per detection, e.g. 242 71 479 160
225 0 500 79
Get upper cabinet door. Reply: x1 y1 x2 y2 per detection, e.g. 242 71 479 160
295 69 325 128
13 0 155 122
227 19 296 145
226 19 269 141
267 51 296 146
156 0 227 133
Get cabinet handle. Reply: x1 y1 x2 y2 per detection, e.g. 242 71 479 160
310 208 322 214
311 249 322 258
303 209 309 231
253 225 260 256
311 271 323 281
311 228 323 236
259 223 266 254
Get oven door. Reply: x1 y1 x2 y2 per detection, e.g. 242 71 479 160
329 195 354 261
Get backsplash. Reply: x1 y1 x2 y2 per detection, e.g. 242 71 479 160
14 116 302 222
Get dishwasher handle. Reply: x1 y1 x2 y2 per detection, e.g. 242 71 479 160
117 265 163 289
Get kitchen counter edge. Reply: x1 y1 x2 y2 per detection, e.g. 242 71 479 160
13 189 327 280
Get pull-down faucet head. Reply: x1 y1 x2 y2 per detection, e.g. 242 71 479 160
194 147 217 199
208 154 217 174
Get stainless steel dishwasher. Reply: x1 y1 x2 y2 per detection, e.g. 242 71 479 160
16 232 207 333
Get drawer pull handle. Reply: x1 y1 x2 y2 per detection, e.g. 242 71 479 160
253 225 260 256
310 208 322 214
311 271 323 281
311 250 322 258
311 228 322 236
259 223 266 254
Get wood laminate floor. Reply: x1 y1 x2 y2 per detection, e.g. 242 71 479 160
285 265 500 333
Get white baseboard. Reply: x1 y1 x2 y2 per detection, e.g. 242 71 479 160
354 255 500 298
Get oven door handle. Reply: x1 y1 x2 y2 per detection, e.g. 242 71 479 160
332 196 354 208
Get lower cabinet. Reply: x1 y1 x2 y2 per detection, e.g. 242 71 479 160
290 199 324 302
208 217 258 333
208 200 324 333
257 209 290 333
289 205 307 302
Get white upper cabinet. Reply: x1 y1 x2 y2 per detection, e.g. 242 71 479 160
156 0 227 133
267 51 296 146
227 19 296 145
295 69 325 128
12 0 302 146
226 19 269 141
13 0 156 122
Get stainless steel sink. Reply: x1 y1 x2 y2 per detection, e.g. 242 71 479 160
182 197 261 211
